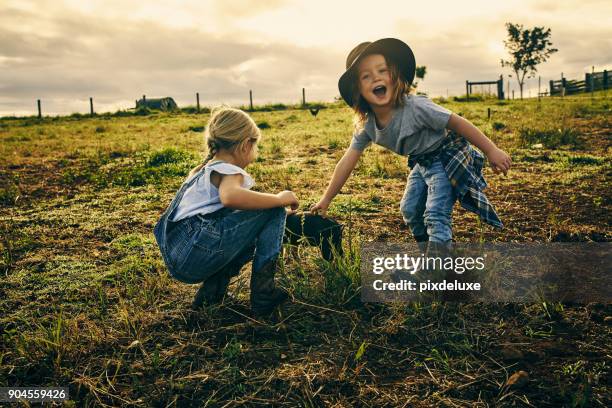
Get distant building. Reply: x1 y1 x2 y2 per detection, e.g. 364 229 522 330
136 97 178 111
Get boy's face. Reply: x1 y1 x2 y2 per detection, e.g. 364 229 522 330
357 53 393 109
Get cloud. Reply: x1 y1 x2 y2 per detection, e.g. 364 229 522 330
213 0 288 19
1 0 610 114
393 12 612 96
0 3 342 114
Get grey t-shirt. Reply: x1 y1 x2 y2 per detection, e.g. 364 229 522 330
350 94 452 156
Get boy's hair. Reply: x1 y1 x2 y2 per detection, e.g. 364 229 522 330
201 106 260 167
351 54 413 129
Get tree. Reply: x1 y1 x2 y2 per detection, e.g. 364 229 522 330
412 65 427 89
415 65 427 81
501 23 558 99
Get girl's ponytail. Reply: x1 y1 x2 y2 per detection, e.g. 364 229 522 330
202 139 218 167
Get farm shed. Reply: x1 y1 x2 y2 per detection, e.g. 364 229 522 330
136 97 178 111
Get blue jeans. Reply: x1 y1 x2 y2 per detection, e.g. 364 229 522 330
400 159 455 243
165 207 287 284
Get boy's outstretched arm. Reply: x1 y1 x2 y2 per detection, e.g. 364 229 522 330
310 147 362 215
447 113 512 175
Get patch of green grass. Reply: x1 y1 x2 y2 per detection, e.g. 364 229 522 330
60 147 196 188
147 147 193 167
328 138 340 150
181 106 211 114
519 127 582 149
563 154 605 166
0 182 20 205
266 138 283 158
110 233 153 255
492 121 505 131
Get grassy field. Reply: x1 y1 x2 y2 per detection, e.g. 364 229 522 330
1 93 611 406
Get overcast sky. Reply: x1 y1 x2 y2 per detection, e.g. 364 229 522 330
1 0 611 115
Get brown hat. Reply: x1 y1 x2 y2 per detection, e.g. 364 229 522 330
338 38 416 107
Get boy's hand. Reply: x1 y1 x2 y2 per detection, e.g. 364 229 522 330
310 198 331 216
277 191 299 211
486 147 512 175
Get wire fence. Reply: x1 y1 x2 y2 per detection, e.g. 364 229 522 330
3 67 609 118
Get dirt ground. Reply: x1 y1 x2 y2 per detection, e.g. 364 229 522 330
1 94 610 406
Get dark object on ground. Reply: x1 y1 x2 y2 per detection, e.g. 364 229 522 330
136 97 178 111
309 107 320 117
551 231 609 242
284 212 343 261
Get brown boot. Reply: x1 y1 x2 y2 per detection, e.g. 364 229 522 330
191 262 242 310
250 258 289 316
192 272 229 310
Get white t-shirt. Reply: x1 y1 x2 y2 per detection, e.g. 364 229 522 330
170 160 254 222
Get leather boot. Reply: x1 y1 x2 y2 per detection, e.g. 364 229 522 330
250 258 289 316
191 262 242 310
192 273 226 310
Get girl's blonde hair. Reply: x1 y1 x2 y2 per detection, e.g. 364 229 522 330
351 54 413 129
190 107 260 175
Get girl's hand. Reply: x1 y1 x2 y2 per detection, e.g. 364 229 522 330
310 198 331 216
277 191 299 211
486 147 512 176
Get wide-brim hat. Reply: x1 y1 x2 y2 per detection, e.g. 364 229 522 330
338 38 416 107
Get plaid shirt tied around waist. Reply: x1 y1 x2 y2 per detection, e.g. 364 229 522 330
408 131 503 229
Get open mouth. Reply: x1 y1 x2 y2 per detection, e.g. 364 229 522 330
373 85 387 98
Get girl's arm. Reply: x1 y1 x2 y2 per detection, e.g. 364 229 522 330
219 174 299 210
310 147 363 215
447 113 512 175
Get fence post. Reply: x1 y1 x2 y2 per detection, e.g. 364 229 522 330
591 66 595 101
302 88 306 106
90 97 94 115
196 92 200 112
585 73 591 92
549 80 554 96
143 95 146 104
604 70 608 90
465 80 469 101
37 99 41 118
249 90 253 111
561 74 566 98
497 75 504 100
487 107 491 119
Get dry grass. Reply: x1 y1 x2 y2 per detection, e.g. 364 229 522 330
1 93 611 406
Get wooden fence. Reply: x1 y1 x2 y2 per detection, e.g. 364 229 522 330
29 88 315 118
550 70 609 96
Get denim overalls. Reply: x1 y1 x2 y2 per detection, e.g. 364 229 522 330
154 164 287 284
400 140 457 244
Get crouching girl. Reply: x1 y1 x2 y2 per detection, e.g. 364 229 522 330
154 107 299 316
